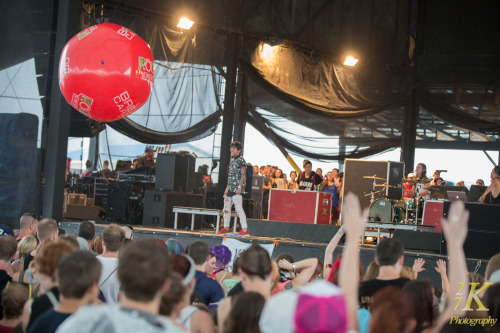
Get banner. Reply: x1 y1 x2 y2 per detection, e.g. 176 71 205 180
222 238 275 272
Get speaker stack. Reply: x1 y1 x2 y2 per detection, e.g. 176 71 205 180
143 152 203 229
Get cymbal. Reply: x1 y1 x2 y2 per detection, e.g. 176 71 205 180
363 175 385 180
375 184 396 188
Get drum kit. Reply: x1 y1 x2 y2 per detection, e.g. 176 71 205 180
364 175 431 224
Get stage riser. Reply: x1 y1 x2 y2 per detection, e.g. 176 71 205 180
247 219 342 243
393 230 441 253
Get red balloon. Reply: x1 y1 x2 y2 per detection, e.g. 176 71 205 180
58 23 154 122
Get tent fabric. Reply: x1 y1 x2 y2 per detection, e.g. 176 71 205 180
0 113 39 221
416 90 500 134
96 15 226 143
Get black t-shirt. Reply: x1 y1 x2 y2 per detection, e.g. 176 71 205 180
0 270 12 321
358 277 409 309
23 253 34 271
28 287 60 329
298 171 323 191
28 309 71 333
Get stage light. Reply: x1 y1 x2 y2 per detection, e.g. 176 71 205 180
261 43 279 60
344 56 358 66
177 17 194 30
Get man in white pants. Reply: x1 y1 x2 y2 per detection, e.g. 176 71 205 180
218 141 249 236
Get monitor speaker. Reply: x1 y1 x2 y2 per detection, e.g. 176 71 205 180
143 191 203 229
155 153 196 192
106 181 129 221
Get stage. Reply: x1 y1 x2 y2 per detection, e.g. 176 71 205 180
59 217 489 288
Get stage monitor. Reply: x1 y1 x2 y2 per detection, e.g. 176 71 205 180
467 185 487 203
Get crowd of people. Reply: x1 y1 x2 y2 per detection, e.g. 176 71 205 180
0 194 498 332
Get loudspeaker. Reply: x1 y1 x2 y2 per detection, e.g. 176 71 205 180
441 202 500 259
467 185 487 202
106 181 129 221
343 159 405 210
143 191 203 229
155 153 196 192
393 230 441 253
63 205 104 220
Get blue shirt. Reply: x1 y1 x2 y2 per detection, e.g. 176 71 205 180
323 184 338 207
194 270 224 305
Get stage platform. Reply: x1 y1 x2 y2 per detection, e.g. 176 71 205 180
59 217 489 288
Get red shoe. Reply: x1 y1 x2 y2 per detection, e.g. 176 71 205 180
238 229 250 237
217 228 231 234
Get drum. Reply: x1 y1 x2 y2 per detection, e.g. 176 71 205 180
404 198 416 210
369 199 393 222
393 201 406 223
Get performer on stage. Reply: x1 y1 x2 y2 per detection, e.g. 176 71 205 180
415 163 430 200
136 146 155 169
297 160 325 191
218 141 249 236
479 166 500 204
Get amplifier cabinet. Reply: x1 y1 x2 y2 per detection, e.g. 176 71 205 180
143 190 203 229
268 189 332 225
155 153 195 192
343 159 405 211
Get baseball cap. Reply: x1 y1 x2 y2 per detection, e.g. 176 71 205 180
259 279 347 333
0 225 15 237
145 147 154 153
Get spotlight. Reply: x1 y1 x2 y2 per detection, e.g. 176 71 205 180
177 17 194 30
344 56 359 66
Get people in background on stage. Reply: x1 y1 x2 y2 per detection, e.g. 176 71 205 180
198 165 212 184
434 177 445 186
259 165 267 177
479 166 500 204
476 179 485 186
270 168 285 188
403 172 416 198
136 146 155 169
316 168 323 177
253 165 259 175
101 160 113 178
430 170 441 186
322 172 339 222
218 141 249 236
80 160 93 178
297 160 324 191
131 158 138 169
415 163 430 200
288 171 299 189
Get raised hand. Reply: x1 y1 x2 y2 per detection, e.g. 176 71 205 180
341 193 368 237
434 259 447 275
441 201 469 246
412 258 426 273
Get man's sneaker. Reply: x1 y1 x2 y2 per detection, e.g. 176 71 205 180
217 228 231 235
238 229 250 237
